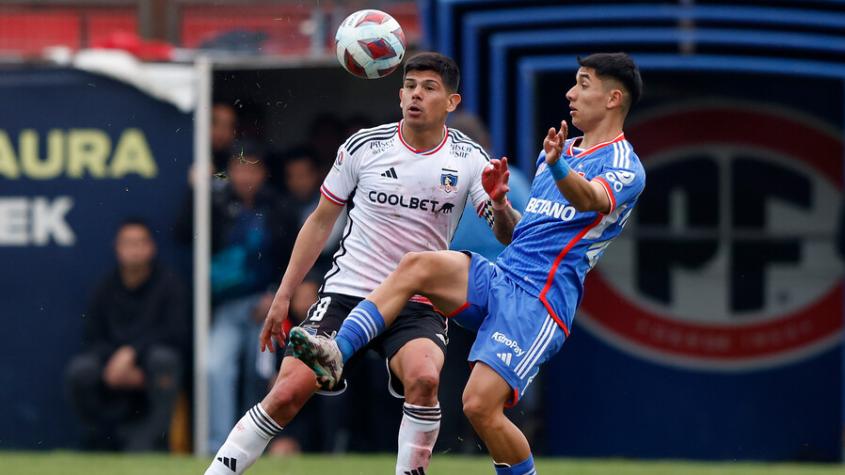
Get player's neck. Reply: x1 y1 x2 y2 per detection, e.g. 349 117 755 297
579 119 624 150
401 121 445 152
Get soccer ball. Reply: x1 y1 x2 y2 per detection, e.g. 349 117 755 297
335 9 406 79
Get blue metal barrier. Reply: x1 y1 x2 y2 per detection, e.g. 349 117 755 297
487 28 845 167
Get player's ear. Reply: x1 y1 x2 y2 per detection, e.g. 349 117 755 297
399 87 405 109
607 88 624 110
446 93 462 112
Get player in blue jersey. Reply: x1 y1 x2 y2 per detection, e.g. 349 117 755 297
290 52 644 474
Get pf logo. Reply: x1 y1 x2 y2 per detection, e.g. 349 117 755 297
579 104 843 370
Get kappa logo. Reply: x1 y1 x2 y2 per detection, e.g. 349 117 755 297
496 352 513 366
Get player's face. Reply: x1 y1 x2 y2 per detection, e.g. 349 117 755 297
566 67 617 131
399 70 461 129
115 225 156 269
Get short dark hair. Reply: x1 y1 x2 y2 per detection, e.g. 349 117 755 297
403 52 460 92
117 217 153 237
578 52 642 109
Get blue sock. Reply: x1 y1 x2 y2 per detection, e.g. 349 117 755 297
494 454 535 475
335 300 386 363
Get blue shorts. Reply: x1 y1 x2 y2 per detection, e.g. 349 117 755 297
452 252 567 407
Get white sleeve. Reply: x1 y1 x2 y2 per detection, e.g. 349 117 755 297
320 145 357 206
468 149 494 227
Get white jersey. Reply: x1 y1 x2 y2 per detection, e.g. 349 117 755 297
319 120 493 298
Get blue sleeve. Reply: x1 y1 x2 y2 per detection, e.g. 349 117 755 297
535 150 546 168
595 160 645 213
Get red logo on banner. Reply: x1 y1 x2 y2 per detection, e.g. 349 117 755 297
579 105 843 370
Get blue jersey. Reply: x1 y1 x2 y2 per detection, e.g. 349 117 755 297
496 134 645 335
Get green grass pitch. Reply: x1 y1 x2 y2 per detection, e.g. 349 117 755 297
1 452 843 475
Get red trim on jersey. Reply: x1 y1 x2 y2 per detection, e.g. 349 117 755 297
409 295 433 306
397 120 449 155
475 201 487 216
566 132 625 158
320 185 346 205
538 214 604 336
593 176 616 213
446 301 470 318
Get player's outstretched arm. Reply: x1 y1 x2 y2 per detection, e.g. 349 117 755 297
543 120 611 214
259 196 345 352
482 157 521 244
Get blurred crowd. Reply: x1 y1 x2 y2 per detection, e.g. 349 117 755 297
63 101 539 456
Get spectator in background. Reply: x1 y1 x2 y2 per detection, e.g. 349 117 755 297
212 102 238 173
278 146 347 276
65 219 188 451
343 115 374 139
307 113 346 171
176 140 298 452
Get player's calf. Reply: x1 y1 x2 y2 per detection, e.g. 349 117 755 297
392 338 446 475
261 357 319 424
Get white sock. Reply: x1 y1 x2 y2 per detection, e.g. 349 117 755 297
396 402 441 475
205 403 282 475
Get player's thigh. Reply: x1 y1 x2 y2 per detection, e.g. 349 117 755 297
462 362 513 413
396 250 472 314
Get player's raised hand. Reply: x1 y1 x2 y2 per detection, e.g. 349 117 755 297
260 295 290 353
543 120 569 164
482 157 511 203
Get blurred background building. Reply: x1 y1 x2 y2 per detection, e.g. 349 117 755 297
0 0 843 465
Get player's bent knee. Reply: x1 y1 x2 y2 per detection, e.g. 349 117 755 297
397 252 436 284
404 371 440 402
462 394 491 424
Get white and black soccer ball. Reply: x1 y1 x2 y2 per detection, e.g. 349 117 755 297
335 9 406 79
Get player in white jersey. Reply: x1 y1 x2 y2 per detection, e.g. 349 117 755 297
205 52 520 475
290 53 645 475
